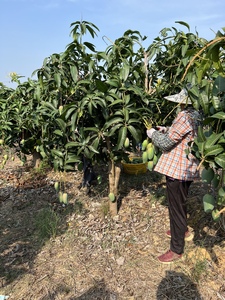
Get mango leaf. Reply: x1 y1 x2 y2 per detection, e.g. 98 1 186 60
108 99 123 107
106 123 122 137
88 100 93 115
53 129 63 136
65 157 80 164
218 187 225 197
65 106 77 120
204 132 224 149
199 91 209 114
204 112 225 125
54 73 61 89
197 126 206 142
210 111 225 120
116 126 127 150
84 127 99 133
96 79 108 93
65 142 79 148
194 140 205 154
61 79 68 88
34 85 41 101
212 173 220 188
106 79 120 88
218 138 225 144
175 21 190 31
120 62 130 82
104 116 123 130
201 168 214 184
209 44 220 63
128 125 140 142
84 41 96 52
215 154 225 169
64 164 76 171
51 149 64 158
91 136 100 150
181 45 189 57
83 147 91 159
55 118 67 132
203 194 215 213
123 108 129 122
71 112 78 132
147 45 157 61
213 75 225 94
218 196 225 206
70 65 78 83
42 102 58 112
88 145 99 154
211 96 221 110
204 145 224 157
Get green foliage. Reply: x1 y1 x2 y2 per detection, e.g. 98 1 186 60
1 20 225 218
203 194 215 213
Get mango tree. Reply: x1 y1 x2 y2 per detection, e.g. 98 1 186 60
0 77 47 167
31 21 158 215
138 21 225 226
2 20 224 220
180 30 225 225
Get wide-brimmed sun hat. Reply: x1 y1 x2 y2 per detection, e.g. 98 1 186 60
164 88 192 105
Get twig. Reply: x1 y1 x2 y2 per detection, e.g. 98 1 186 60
181 37 225 82
36 274 49 283
216 207 225 217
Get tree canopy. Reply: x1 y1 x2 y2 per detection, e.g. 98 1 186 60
0 20 225 217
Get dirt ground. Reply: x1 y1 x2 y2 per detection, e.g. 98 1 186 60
0 152 225 300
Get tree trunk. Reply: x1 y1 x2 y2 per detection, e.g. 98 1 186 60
32 150 42 169
108 160 121 216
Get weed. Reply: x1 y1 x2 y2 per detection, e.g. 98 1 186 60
190 259 208 283
34 207 60 241
100 201 110 218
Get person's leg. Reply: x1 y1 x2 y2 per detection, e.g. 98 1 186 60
166 177 192 254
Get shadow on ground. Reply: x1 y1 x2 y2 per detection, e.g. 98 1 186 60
156 270 202 300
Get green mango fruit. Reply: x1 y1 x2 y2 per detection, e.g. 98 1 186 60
59 191 63 203
153 155 158 165
142 140 148 151
147 147 154 160
62 193 68 204
147 142 152 149
108 192 115 202
54 181 59 192
124 137 129 148
142 151 148 163
147 160 154 171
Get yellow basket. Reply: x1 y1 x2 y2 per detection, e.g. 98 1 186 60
122 156 147 175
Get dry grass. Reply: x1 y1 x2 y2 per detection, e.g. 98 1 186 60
0 154 224 300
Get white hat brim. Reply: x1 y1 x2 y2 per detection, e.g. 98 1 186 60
164 89 192 105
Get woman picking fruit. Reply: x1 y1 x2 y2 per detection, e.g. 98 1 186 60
146 88 201 264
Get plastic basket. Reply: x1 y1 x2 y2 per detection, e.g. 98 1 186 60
122 156 147 175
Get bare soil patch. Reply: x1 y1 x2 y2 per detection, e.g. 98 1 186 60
0 153 225 300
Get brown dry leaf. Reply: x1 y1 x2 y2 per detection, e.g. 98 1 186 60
116 256 125 266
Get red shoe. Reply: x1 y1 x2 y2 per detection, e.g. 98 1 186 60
166 230 194 241
157 250 182 264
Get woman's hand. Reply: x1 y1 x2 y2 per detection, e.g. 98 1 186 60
156 126 167 133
